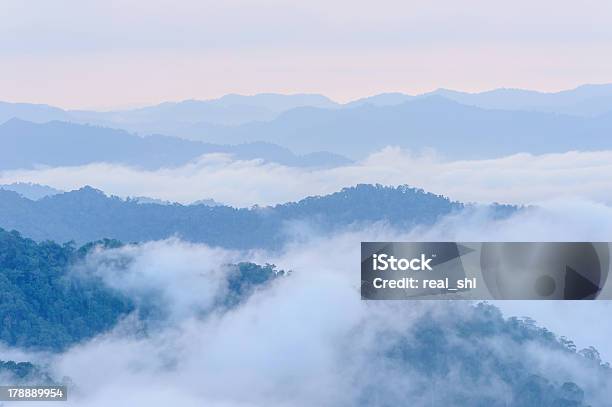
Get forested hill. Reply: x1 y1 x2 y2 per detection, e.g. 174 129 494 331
0 225 608 405
0 228 281 351
0 229 132 350
0 184 502 249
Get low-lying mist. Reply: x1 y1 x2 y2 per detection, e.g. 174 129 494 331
7 202 612 406
2 147 612 206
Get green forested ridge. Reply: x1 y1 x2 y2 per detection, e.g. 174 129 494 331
0 184 516 249
0 360 37 378
366 303 609 407
0 228 283 351
1 228 609 405
0 229 134 350
0 360 55 384
223 262 285 308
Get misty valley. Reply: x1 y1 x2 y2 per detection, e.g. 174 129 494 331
2 85 612 406
0 181 610 406
0 226 607 406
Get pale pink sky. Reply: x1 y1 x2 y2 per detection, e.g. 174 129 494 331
2 0 612 109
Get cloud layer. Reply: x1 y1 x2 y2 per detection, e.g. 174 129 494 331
2 148 612 207
4 147 612 405
7 202 612 406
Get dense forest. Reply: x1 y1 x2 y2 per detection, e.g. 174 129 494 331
0 228 609 405
0 184 515 249
0 360 55 385
0 228 282 352
0 229 133 350
357 302 609 407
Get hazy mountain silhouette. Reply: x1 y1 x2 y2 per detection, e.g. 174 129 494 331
0 183 63 200
69 94 338 135
0 182 224 206
0 119 351 169
348 84 612 116
0 93 339 129
0 101 72 124
210 93 338 111
0 184 508 249
3 86 612 160
186 96 612 159
3 85 612 134
429 84 612 116
344 92 415 107
6 99 611 162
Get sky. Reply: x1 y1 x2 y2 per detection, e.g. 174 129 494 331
2 0 612 109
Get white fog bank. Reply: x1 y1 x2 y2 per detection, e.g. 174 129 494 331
2 148 612 207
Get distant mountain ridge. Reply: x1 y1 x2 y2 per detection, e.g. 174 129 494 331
0 183 63 200
347 84 612 116
429 84 612 116
4 86 612 161
0 93 339 128
0 184 511 249
0 183 225 206
2 84 611 128
0 118 351 170
186 96 612 159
